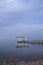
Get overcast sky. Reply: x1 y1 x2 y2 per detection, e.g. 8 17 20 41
0 0 43 40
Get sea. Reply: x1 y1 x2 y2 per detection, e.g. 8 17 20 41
0 39 43 62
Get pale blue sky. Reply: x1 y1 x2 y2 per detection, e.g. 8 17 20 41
0 0 43 40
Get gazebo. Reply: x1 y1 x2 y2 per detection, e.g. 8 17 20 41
16 36 28 48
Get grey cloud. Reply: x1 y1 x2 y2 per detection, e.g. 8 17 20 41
0 0 43 39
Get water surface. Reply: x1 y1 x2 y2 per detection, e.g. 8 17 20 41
0 40 43 61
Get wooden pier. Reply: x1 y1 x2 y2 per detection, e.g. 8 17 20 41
16 36 43 48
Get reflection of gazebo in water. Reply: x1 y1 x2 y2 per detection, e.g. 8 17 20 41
16 36 28 48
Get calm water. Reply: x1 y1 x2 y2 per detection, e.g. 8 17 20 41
0 40 43 61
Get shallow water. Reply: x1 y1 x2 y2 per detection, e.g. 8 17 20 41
0 40 43 61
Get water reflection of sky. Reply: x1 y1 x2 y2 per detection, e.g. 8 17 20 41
0 40 43 56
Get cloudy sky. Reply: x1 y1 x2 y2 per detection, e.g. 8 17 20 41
0 0 43 40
